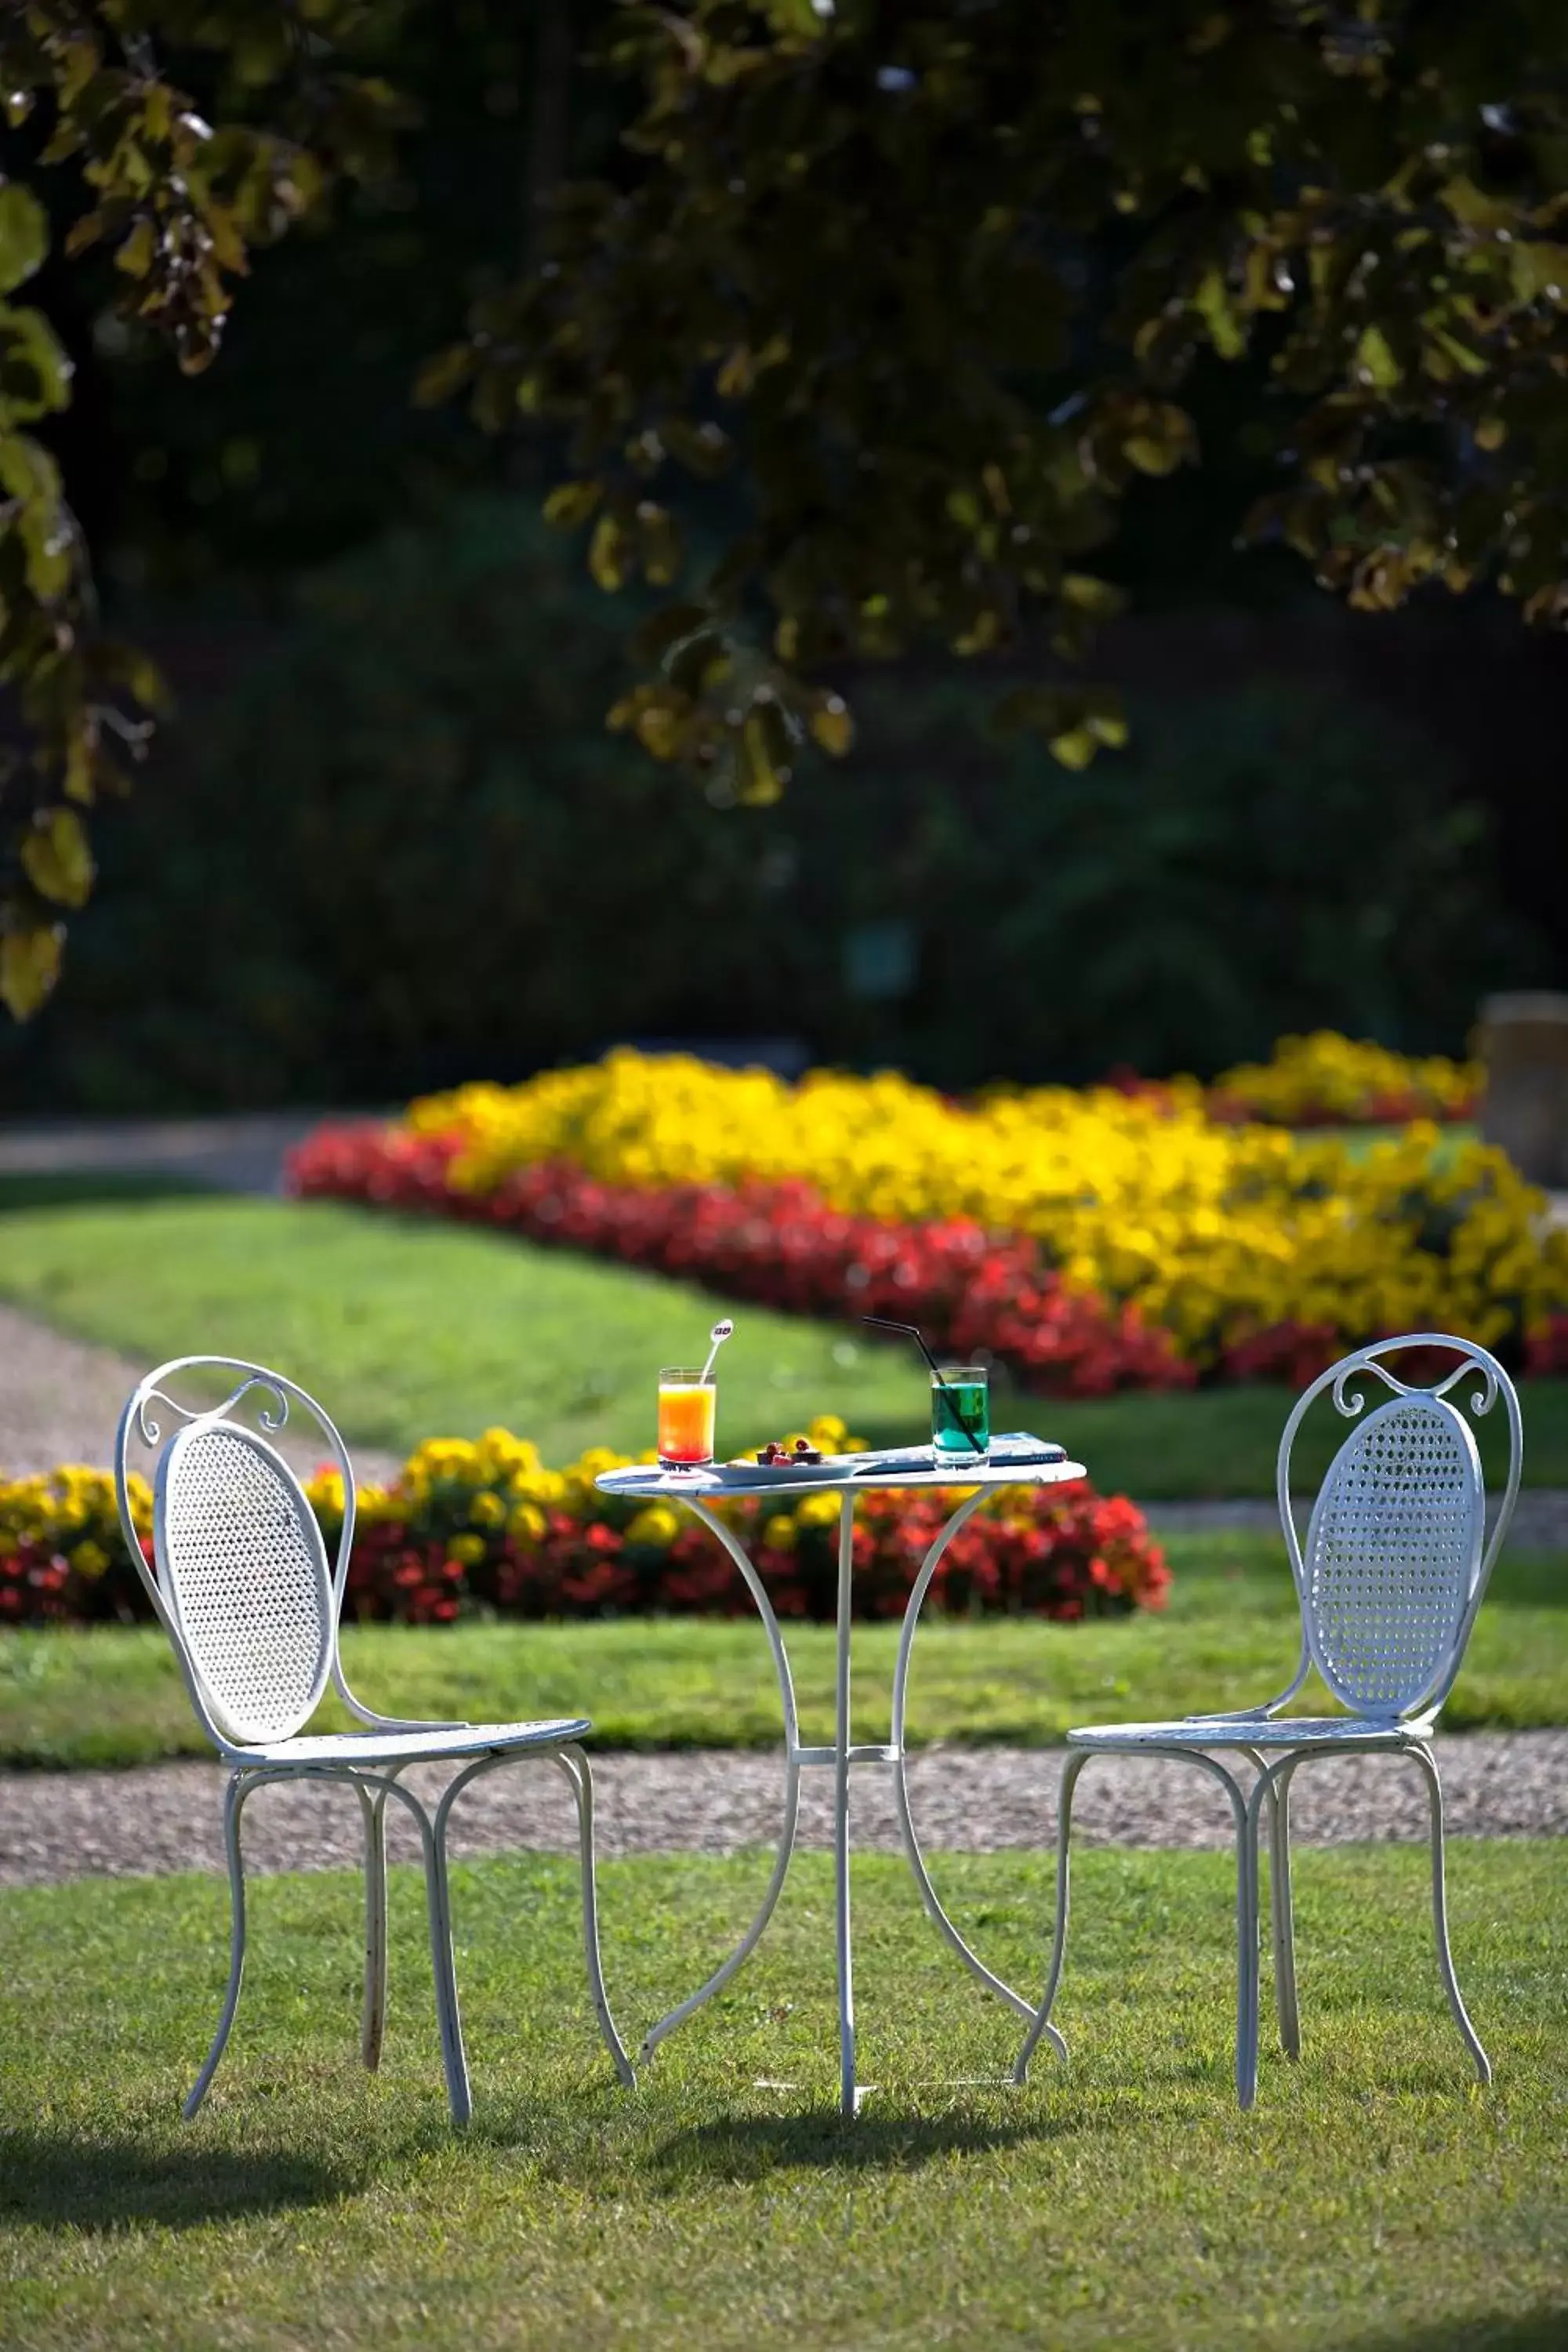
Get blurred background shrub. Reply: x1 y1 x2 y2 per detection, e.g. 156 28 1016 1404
3 497 1544 1112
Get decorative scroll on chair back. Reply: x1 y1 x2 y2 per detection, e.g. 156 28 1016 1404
1281 1336 1522 1726
155 1419 335 1748
1302 1394 1484 1719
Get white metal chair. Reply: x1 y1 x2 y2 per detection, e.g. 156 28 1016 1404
113 1356 635 2123
1013 1332 1523 2107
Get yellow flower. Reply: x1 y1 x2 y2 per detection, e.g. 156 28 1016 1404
469 1490 506 1530
1214 1031 1481 1123
388 1040 1563 1362
448 1534 486 1566
796 1492 842 1529
574 1446 627 1479
71 1539 110 1580
625 1504 680 1548
761 1514 797 1552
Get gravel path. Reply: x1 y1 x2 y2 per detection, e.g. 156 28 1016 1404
0 1304 158 1481
0 1304 408 1483
2 1733 1563 1889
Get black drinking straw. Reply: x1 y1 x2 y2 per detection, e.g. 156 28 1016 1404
861 1316 988 1458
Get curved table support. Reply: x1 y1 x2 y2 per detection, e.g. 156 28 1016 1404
630 1461 1085 2112
888 1487 1046 2031
637 1495 804 2067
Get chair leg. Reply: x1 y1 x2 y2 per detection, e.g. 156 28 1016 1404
358 1782 390 2072
411 1792 472 2126
1264 1758 1301 2060
1406 1744 1491 2086
1232 1776 1262 2111
555 1744 637 2088
1012 1749 1087 2082
185 1772 253 2119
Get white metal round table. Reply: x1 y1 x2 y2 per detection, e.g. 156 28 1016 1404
595 1452 1087 2115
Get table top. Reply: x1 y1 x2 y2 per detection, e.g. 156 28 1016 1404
596 1457 1087 1502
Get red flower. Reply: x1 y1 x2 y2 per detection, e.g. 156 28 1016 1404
285 1128 1192 1400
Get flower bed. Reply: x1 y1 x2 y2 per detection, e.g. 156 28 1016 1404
288 1047 1568 1377
0 1422 1168 1630
1205 1031 1483 1128
290 1122 1191 1398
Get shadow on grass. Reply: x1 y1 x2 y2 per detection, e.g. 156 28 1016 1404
0 2126 354 2231
653 2101 1073 2180
0 1170 216 1215
1349 2315 1567 2352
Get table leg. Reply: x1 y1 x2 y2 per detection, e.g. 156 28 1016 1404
835 1490 857 2117
639 1497 804 2067
890 1485 1036 2024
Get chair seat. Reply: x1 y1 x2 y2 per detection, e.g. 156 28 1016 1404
1068 1715 1428 1751
229 1717 593 1768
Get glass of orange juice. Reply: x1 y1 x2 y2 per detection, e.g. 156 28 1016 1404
657 1368 717 1469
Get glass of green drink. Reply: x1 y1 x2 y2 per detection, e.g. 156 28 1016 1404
931 1364 989 1467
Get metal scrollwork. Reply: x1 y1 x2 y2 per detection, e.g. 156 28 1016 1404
134 1370 290 1448
1330 1337 1499 1427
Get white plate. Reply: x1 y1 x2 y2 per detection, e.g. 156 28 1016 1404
714 1457 851 1488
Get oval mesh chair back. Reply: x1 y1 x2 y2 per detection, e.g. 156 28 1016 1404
154 1420 334 1748
1301 1392 1485 1719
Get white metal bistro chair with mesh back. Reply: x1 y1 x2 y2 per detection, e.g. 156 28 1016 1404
113 1356 636 2124
1013 1332 1523 2109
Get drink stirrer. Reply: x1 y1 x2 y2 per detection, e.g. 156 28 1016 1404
859 1316 988 1459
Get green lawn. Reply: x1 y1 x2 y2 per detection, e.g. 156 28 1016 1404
5 1534 1563 1770
0 1189 1561 1494
0 1842 1562 2351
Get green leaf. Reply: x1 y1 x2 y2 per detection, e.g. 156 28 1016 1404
1120 405 1196 476
0 428 72 597
413 344 475 408
766 0 831 35
100 641 172 717
21 808 95 909
0 303 73 427
1060 573 1126 621
636 502 682 586
1509 243 1568 305
1047 727 1098 770
738 709 786 804
1441 176 1516 233
63 209 107 260
114 217 158 278
1195 267 1246 359
808 693 854 756
0 184 48 296
0 920 64 1019
666 633 730 698
543 480 602 530
1352 325 1402 390
588 512 630 593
